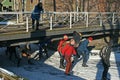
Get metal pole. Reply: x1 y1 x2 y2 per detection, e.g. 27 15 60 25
86 12 88 27
100 13 102 26
17 14 19 23
26 16 28 32
50 15 53 30
77 12 79 21
70 13 72 28
74 12 76 22
112 12 115 25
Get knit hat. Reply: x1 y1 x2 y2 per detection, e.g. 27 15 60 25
88 37 93 41
63 34 68 40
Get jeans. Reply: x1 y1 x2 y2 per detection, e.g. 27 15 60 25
32 19 39 30
78 51 89 64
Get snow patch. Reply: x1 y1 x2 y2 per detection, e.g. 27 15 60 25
0 68 15 76
0 21 15 25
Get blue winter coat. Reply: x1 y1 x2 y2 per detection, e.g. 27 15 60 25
77 38 89 54
31 5 43 20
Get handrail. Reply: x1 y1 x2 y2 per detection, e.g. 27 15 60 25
0 11 120 14
0 12 120 32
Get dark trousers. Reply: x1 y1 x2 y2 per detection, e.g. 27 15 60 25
102 60 109 80
32 19 39 30
59 52 64 67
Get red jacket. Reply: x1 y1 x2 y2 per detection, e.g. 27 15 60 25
61 43 76 57
57 39 66 52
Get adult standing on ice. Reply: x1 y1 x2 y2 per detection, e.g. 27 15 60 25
77 37 93 67
57 34 69 69
99 42 112 80
62 39 76 75
72 31 83 59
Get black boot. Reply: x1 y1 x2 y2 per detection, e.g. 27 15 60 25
59 65 65 69
82 63 88 67
102 77 107 80
59 59 65 69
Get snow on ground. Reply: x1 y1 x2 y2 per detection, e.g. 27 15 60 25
0 48 120 80
0 21 15 25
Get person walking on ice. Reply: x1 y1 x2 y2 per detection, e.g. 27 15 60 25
77 37 93 67
62 39 76 75
57 34 69 69
99 41 112 80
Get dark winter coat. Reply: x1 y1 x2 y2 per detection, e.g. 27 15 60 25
73 31 82 45
99 45 111 67
31 5 43 20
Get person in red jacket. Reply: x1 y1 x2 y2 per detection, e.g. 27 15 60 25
62 39 76 75
57 34 69 69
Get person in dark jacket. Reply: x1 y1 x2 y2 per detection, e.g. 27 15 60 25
31 2 43 30
73 31 82 46
73 31 82 58
6 46 18 60
57 34 69 69
16 43 40 66
99 42 112 80
77 37 93 67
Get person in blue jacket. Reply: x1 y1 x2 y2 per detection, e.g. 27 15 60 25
77 37 93 67
31 2 43 30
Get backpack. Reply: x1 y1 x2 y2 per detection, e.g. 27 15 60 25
73 31 82 45
99 45 111 66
